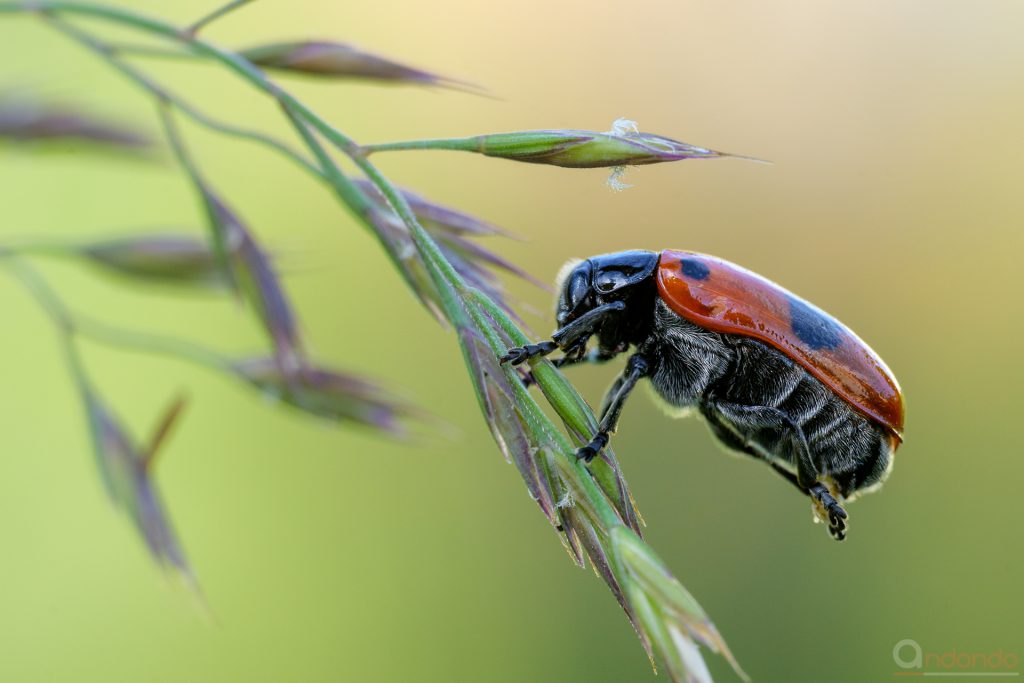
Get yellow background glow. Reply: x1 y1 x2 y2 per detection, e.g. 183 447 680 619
1 1 1021 681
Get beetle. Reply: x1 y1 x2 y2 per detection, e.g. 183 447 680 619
500 249 904 540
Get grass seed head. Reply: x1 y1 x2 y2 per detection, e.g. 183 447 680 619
611 527 748 683
0 98 148 148
81 388 193 582
354 179 514 239
471 125 736 169
206 193 305 375
233 357 416 435
78 233 226 287
356 179 542 318
239 41 473 91
458 327 561 525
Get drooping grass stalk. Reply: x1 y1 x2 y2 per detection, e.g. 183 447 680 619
75 313 236 373
0 3 747 679
0 252 416 434
0 255 199 587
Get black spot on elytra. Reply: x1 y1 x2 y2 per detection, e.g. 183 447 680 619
788 296 842 350
680 257 710 280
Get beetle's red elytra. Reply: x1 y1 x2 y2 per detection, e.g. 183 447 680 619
656 250 904 441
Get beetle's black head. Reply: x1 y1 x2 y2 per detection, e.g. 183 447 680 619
555 250 659 341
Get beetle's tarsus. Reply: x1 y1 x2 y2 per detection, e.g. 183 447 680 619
810 483 848 541
500 340 558 366
575 432 609 463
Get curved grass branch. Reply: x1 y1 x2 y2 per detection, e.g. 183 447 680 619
0 3 744 679
182 0 255 37
1 255 200 586
45 16 320 178
75 313 234 372
109 42 201 60
0 248 230 372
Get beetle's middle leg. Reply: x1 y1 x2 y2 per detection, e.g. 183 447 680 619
519 345 622 388
576 353 650 463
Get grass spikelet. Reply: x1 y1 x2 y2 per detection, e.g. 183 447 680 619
233 357 418 435
79 233 224 286
239 40 481 93
363 124 766 170
213 195 306 376
354 178 544 316
0 96 149 148
81 389 197 587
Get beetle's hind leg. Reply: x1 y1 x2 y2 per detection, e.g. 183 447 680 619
706 399 849 540
576 353 650 463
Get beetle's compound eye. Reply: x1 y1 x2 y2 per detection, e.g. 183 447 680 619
566 269 590 309
594 267 645 295
556 260 593 326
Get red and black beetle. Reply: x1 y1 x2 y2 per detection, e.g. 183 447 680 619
501 249 904 540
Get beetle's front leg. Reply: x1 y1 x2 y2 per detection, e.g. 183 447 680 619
500 301 626 366
576 353 650 463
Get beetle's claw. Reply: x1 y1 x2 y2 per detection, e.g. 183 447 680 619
499 346 527 365
810 484 848 541
575 445 598 463
575 432 609 464
500 341 558 367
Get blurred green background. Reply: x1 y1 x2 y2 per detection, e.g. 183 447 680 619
1 1 1022 681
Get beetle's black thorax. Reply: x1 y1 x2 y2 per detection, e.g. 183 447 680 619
561 249 659 352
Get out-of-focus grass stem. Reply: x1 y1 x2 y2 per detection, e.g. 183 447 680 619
182 0 254 37
0 252 231 373
46 16 320 178
361 137 480 155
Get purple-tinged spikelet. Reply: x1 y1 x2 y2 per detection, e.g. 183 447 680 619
240 41 476 92
77 233 225 287
0 99 148 148
82 390 194 583
205 193 305 375
233 357 416 436
354 179 543 318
